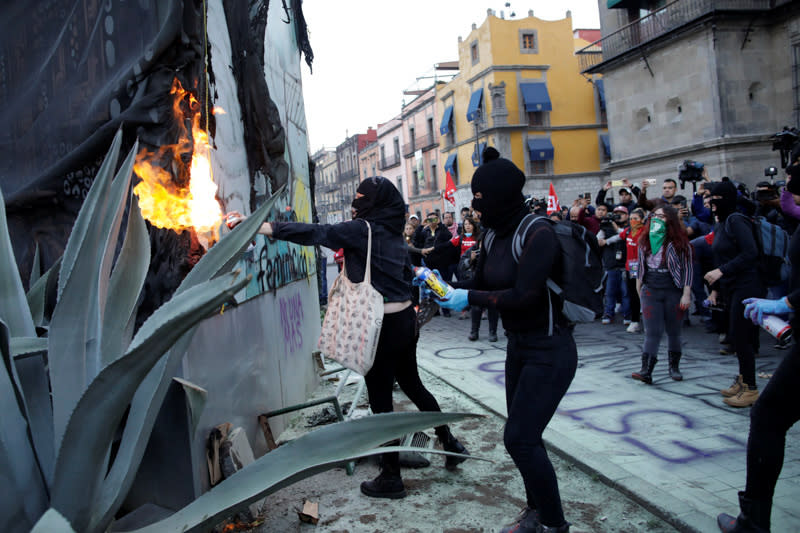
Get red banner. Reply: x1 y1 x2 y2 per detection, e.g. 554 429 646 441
547 182 560 215
444 170 457 206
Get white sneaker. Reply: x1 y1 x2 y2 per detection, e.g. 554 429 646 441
626 321 640 333
601 317 612 325
623 319 632 325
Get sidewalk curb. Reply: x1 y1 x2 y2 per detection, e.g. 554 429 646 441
417 360 708 533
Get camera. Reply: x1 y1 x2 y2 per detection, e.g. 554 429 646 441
765 166 778 177
678 160 704 189
770 127 800 168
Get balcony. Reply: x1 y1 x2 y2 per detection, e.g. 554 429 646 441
339 168 359 181
402 133 438 157
378 153 401 170
576 0 793 74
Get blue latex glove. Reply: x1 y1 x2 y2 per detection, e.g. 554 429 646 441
742 297 791 325
437 288 469 311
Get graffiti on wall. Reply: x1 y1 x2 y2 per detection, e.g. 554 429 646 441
279 290 305 358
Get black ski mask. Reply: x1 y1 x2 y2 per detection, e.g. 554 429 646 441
709 181 738 220
471 147 528 236
351 176 406 232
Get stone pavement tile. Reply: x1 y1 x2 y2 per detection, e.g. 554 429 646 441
674 510 718 533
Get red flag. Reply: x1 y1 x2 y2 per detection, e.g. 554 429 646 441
444 170 457 206
547 182 560 215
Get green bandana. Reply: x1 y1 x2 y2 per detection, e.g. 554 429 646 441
649 218 666 254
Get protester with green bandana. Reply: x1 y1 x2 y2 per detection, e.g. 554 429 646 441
632 205 694 384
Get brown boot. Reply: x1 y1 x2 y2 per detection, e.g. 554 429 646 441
720 375 743 397
723 384 759 408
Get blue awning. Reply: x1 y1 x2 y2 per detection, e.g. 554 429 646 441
520 82 552 112
444 153 458 173
472 142 487 167
466 88 483 122
595 79 606 111
527 138 554 161
440 105 454 135
600 134 610 158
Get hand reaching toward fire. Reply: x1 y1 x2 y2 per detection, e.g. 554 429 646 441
224 211 273 237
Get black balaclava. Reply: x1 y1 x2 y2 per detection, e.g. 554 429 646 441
710 181 738 220
351 176 406 233
471 147 528 236
787 162 800 195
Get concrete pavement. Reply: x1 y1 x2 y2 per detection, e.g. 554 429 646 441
415 312 800 532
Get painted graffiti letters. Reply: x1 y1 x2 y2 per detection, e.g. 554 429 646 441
279 292 305 358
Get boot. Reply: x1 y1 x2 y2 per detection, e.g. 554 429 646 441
439 428 470 470
499 507 540 533
468 330 479 341
360 456 406 499
721 375 744 398
488 330 498 342
723 384 759 408
631 353 657 384
668 351 683 381
716 492 770 532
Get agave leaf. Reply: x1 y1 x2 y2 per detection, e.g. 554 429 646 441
0 186 36 338
27 257 61 328
0 321 48 531
51 271 249 533
30 508 76 533
10 337 48 358
131 412 481 533
179 184 286 294
100 189 149 365
30 242 41 287
173 377 208 438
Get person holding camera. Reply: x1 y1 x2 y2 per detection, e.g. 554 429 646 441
597 205 631 325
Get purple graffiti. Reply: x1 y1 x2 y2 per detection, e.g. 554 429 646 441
279 292 304 358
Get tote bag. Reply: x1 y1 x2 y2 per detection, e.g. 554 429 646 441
318 220 384 375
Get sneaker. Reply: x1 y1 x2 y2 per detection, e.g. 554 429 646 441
468 331 478 341
601 316 612 325
360 470 407 499
720 375 743 397
723 385 759 408
626 321 640 333
623 318 632 325
500 507 540 533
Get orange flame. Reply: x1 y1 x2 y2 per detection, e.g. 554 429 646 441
133 78 222 248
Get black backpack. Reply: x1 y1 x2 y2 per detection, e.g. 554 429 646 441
483 214 605 333
725 213 791 286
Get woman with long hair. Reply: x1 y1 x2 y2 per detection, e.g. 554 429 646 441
618 208 646 333
632 204 693 384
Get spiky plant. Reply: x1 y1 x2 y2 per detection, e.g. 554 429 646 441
0 131 478 533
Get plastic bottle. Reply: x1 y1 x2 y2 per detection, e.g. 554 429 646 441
413 266 454 299
761 314 793 345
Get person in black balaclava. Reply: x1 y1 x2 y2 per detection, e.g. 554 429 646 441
439 147 575 533
225 176 469 499
705 180 764 408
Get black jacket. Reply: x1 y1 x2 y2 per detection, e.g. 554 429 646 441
713 214 760 291
415 224 453 272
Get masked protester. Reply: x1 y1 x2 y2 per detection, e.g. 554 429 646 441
631 205 693 384
705 180 764 408
224 177 468 499
717 164 800 532
438 147 574 533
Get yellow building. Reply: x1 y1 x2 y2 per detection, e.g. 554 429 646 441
437 9 608 205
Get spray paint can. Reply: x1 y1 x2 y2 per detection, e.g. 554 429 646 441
413 266 453 299
761 314 793 345
226 213 242 229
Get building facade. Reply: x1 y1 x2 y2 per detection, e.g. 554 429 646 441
335 128 377 221
376 116 406 203
359 140 380 181
437 9 608 208
578 0 800 192
311 148 340 224
402 87 446 219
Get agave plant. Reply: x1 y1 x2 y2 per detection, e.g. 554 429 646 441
0 130 479 533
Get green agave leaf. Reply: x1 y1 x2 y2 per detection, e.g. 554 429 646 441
178 184 286 294
100 189 149 366
173 377 208 438
27 257 61 328
0 186 36 338
51 272 249 533
10 337 48 358
30 508 76 533
131 411 482 533
0 321 48 531
30 242 41 288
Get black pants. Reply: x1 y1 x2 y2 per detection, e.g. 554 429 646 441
744 343 800 524
504 327 577 528
364 306 446 469
470 305 498 335
626 275 641 322
726 283 764 387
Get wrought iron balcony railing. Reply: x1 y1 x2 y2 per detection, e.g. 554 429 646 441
378 153 401 169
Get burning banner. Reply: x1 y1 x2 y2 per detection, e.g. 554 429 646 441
133 78 223 249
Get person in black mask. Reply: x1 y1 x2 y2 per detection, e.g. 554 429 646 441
705 180 764 408
225 176 468 499
439 147 575 533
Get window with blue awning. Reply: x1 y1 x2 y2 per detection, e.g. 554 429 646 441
595 79 606 111
520 82 552 112
472 142 487 167
527 137 554 161
440 105 454 135
444 153 458 174
466 88 483 122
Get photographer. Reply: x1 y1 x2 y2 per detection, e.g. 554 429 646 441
755 181 796 234
598 205 631 325
597 180 639 213
638 178 678 211
673 195 710 238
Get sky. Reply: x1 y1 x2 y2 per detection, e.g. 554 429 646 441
299 1 601 153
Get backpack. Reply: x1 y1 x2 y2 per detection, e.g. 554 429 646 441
725 213 790 285
456 245 478 281
483 215 605 333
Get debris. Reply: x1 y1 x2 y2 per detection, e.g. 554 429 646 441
258 414 278 451
298 500 319 525
306 402 352 427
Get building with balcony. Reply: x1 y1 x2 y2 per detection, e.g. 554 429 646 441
311 148 340 224
377 116 406 203
403 87 446 219
359 140 380 181
577 0 800 189
335 128 377 220
436 9 608 207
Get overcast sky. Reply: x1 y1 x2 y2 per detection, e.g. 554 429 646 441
299 1 601 153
